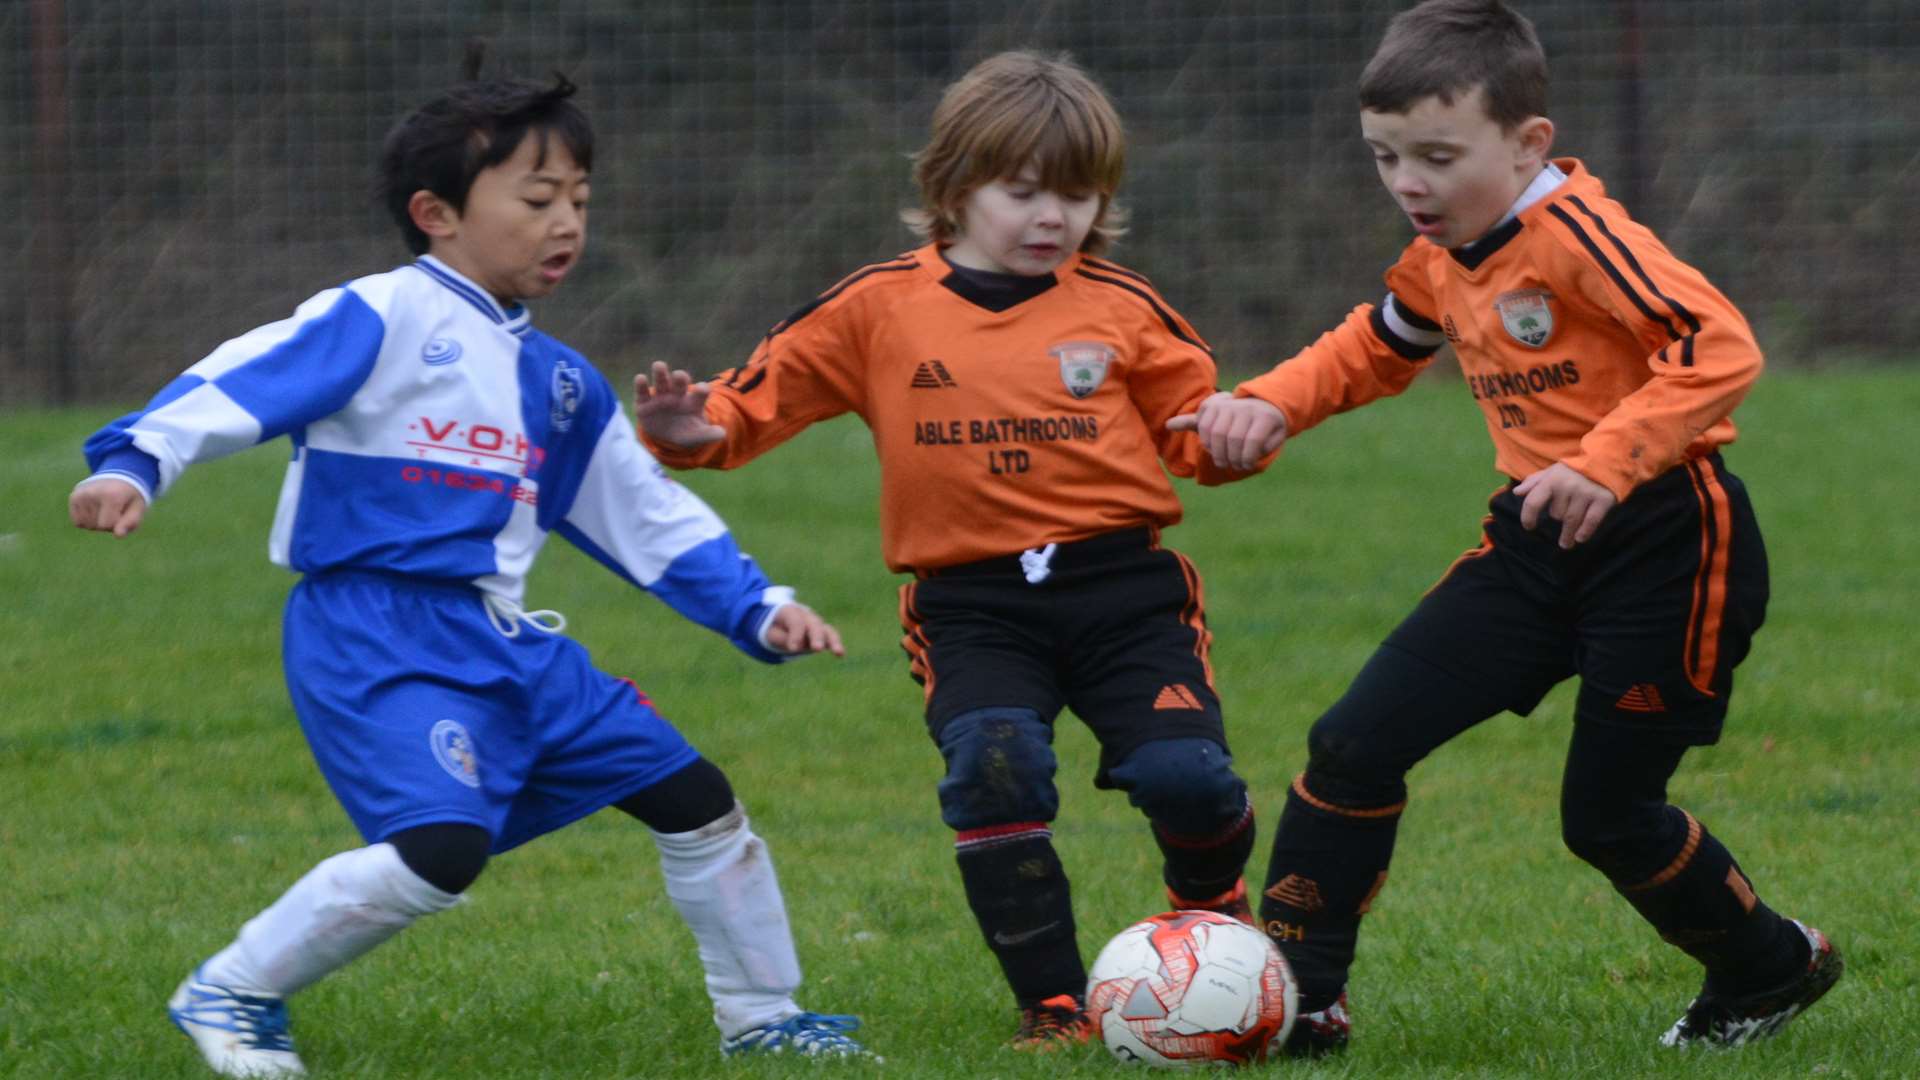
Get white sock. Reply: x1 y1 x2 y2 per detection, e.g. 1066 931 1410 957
653 802 804 1037
199 843 462 997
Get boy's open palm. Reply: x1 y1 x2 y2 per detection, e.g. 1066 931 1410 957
633 361 725 449
69 478 148 538
1514 463 1616 549
766 603 846 658
1167 392 1288 472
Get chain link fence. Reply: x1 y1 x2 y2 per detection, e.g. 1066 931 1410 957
4 0 1916 406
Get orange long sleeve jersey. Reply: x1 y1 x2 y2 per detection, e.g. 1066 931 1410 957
643 244 1250 574
1236 159 1763 502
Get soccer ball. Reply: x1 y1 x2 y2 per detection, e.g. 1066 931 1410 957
1085 910 1297 1067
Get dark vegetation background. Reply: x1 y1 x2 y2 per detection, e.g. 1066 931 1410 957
4 1 1914 406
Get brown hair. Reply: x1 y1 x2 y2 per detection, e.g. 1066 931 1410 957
1359 0 1547 130
902 50 1128 253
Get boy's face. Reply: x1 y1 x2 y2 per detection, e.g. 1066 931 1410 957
417 133 589 304
945 164 1101 277
1361 86 1552 250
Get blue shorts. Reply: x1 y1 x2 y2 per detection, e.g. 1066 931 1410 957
283 571 701 853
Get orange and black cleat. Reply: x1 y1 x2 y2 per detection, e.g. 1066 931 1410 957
1010 994 1094 1051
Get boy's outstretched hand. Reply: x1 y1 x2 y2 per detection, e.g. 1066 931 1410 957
633 361 725 449
69 477 148 538
766 603 846 658
1167 392 1288 472
1514 463 1616 549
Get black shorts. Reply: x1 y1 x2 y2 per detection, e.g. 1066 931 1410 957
898 527 1228 779
1379 452 1768 746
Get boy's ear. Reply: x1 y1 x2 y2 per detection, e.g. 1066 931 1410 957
1515 116 1556 166
407 190 460 241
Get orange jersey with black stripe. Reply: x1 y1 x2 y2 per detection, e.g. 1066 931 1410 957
1236 159 1763 501
643 244 1249 573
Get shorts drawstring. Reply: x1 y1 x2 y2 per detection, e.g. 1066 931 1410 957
1019 543 1059 585
483 592 568 638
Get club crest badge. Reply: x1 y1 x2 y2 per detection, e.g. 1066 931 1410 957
429 719 481 788
550 363 585 432
1494 289 1555 348
1051 341 1116 399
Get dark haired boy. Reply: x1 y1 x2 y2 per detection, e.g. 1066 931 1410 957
1176 0 1840 1055
71 69 870 1076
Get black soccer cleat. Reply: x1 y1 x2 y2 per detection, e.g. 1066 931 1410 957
1661 920 1843 1048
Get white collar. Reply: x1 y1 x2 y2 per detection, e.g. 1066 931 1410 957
1501 161 1568 227
414 255 532 336
1454 162 1568 259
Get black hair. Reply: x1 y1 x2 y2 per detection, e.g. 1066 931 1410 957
380 41 594 254
1359 0 1547 130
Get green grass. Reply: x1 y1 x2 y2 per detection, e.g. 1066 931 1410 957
2 369 1916 1079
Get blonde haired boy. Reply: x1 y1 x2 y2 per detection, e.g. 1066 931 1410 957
639 50 1270 1049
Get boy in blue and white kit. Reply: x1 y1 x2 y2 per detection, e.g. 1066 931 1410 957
70 67 871 1077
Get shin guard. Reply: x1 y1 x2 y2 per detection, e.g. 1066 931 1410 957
199 843 461 997
955 824 1084 1006
1156 797 1256 905
1258 773 1404 1012
653 801 803 1038
1613 808 1808 990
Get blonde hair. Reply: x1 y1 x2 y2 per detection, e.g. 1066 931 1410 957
902 50 1128 254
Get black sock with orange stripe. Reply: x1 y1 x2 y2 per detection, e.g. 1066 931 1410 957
1258 772 1404 1013
1610 806 1809 992
1156 797 1256 903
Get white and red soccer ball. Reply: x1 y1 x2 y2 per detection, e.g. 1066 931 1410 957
1085 910 1298 1067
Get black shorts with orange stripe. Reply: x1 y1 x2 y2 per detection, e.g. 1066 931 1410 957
897 527 1228 780
1370 452 1768 747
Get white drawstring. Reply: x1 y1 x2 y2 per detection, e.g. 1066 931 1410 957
1019 543 1059 585
483 592 568 638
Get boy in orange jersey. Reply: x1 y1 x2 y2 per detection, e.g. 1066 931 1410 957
636 51 1270 1049
1175 0 1841 1056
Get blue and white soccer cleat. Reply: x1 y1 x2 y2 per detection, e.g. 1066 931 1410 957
167 967 307 1078
721 1012 877 1060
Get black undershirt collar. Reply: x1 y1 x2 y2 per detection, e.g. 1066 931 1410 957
1449 216 1524 270
938 252 1060 312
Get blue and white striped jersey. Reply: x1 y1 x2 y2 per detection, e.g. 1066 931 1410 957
83 256 794 662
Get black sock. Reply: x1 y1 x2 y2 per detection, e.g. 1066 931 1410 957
955 827 1084 1006
1613 808 1809 992
1258 773 1403 1012
1156 797 1255 901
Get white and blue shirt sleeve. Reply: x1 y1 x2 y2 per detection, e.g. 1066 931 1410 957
79 256 796 663
82 287 386 503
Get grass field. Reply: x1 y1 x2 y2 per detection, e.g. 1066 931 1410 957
2 370 1915 1079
